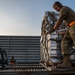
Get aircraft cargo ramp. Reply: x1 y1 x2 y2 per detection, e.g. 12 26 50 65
0 63 75 75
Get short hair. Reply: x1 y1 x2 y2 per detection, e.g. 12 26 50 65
53 1 63 8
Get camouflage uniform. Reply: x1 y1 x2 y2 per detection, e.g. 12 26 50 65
60 6 75 55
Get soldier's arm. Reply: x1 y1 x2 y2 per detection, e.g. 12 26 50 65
54 14 66 30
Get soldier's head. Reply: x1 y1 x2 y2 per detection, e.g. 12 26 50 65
53 1 63 12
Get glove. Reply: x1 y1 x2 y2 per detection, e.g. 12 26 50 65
49 28 55 34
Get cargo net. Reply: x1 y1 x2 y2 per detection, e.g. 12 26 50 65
41 11 66 36
40 11 67 66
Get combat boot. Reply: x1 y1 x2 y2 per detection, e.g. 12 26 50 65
57 54 72 68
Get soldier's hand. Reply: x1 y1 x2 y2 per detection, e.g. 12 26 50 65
46 32 49 35
49 28 55 34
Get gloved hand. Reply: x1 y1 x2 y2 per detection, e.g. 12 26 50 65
46 28 55 35
49 28 55 34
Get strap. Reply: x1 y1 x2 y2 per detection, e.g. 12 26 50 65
69 21 75 26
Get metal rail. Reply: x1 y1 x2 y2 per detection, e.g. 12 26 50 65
0 63 75 75
0 64 47 72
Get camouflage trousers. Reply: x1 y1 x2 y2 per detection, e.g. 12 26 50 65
61 25 75 55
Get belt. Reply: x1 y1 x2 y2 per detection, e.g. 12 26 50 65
69 21 75 27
